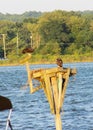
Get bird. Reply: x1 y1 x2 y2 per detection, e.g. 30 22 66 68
56 58 63 67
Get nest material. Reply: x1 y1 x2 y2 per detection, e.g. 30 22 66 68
22 47 34 54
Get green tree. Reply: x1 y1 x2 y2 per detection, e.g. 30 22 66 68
36 41 61 55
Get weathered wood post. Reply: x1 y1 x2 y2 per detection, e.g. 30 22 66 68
22 55 76 130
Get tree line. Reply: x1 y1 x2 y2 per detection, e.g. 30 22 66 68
0 10 93 61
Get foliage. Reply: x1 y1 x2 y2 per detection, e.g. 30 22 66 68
35 41 61 55
0 11 43 22
0 10 93 62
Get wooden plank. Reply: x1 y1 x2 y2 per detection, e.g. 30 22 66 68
26 62 34 93
43 81 55 114
30 67 63 79
51 76 59 114
43 73 55 114
27 67 76 80
55 114 62 130
57 73 63 113
26 62 42 93
61 68 70 108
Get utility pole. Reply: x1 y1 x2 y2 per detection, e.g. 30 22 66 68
1 34 7 59
16 33 19 55
30 33 33 48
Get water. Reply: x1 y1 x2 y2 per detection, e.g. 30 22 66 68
0 62 93 130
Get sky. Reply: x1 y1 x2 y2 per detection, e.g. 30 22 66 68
0 0 93 14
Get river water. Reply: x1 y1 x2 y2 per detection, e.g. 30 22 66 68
0 62 93 130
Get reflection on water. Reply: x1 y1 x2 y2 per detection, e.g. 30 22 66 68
0 62 93 130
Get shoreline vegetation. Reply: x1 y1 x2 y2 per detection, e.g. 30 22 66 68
0 54 93 67
0 10 93 66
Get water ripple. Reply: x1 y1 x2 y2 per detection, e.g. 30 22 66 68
0 63 93 129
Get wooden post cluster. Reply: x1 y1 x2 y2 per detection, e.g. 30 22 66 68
26 61 76 130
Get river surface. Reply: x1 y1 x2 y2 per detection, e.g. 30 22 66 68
0 62 93 130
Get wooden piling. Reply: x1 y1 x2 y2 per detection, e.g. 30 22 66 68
55 114 62 130
25 63 76 130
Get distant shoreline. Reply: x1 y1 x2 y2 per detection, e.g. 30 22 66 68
0 54 93 67
0 60 93 67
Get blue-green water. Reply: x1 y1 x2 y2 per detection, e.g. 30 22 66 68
0 62 93 130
